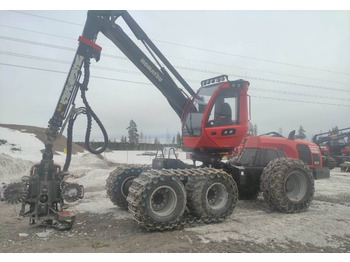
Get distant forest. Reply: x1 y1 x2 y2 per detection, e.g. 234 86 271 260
76 141 179 151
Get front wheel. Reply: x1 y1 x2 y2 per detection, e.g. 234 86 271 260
127 170 187 230
260 158 314 213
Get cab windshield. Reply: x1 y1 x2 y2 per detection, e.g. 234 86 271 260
182 84 220 137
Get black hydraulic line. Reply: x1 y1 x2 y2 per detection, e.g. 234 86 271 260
79 58 109 155
63 58 109 171
63 113 76 172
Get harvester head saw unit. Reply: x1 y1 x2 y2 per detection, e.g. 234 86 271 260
19 160 76 230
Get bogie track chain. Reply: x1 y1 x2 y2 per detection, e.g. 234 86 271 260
106 164 151 208
127 167 238 231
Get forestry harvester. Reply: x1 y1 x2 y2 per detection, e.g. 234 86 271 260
9 11 330 230
313 127 350 168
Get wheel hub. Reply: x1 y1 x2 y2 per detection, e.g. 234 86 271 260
206 183 228 210
150 186 177 217
121 177 136 198
285 170 308 202
285 182 295 192
207 187 218 205
152 188 169 210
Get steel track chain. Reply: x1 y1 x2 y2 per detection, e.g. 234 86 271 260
105 164 151 204
260 158 314 213
127 167 235 231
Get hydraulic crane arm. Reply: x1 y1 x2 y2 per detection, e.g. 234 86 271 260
116 11 196 98
46 10 195 154
313 127 350 144
99 11 194 116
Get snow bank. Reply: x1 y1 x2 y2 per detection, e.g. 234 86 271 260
0 127 68 183
0 127 43 162
0 153 33 183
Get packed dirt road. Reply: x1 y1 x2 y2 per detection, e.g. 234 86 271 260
0 167 349 253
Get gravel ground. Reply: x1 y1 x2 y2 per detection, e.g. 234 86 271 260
0 124 349 253
0 168 349 253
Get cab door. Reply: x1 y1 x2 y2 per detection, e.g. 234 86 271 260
203 81 249 149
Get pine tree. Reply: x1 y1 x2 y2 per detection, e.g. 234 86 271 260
176 132 182 148
278 127 283 136
140 130 144 143
127 120 139 144
154 137 160 144
166 129 171 144
248 122 258 136
296 125 306 139
331 126 339 135
254 124 258 136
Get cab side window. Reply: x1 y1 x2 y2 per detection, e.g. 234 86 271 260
206 89 238 127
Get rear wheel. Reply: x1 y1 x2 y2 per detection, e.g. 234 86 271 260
260 158 314 213
186 171 238 220
106 165 147 209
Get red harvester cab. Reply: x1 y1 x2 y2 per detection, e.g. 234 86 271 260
181 75 249 163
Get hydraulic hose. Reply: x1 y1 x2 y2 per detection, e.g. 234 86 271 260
63 57 109 171
79 58 109 155
63 114 76 172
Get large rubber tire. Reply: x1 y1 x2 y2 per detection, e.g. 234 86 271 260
186 171 238 220
106 165 146 209
127 170 187 230
260 158 314 213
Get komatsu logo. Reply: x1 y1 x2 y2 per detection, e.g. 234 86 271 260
140 58 163 82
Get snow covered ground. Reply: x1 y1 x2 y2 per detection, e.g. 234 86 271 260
0 127 45 162
0 126 191 184
0 126 349 252
0 126 192 216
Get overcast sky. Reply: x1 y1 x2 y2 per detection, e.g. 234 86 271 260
0 5 349 142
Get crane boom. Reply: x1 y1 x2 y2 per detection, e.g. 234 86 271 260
46 10 194 155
